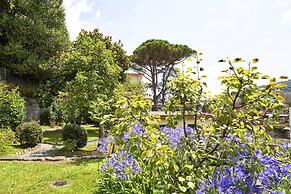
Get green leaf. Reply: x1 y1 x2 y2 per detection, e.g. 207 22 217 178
252 58 259 63
261 75 269 79
187 182 195 189
179 185 187 192
277 82 287 88
178 177 185 182
279 76 288 79
234 58 245 63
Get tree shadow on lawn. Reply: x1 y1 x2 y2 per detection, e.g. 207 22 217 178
42 127 100 145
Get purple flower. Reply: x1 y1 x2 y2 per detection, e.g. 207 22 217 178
101 150 141 179
96 137 110 153
131 123 144 137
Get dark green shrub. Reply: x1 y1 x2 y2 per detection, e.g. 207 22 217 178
0 128 15 156
62 124 87 149
16 121 42 147
40 109 51 126
0 82 25 130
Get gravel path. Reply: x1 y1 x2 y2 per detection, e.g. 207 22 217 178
0 140 99 161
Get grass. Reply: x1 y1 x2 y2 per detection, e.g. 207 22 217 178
2 125 100 157
3 144 27 156
42 125 100 145
51 144 100 157
0 161 102 193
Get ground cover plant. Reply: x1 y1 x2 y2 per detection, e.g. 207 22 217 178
97 57 291 193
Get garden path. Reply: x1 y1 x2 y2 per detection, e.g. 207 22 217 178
0 140 99 161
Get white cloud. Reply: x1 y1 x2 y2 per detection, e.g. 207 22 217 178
96 10 101 19
63 0 99 40
282 9 291 24
277 0 290 7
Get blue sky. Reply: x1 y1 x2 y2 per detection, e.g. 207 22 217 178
63 0 291 94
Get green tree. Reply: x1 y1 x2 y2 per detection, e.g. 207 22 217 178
37 29 130 108
164 53 206 134
132 39 196 110
0 82 25 130
0 0 69 80
53 30 122 124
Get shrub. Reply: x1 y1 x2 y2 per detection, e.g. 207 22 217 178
62 124 87 149
39 109 51 126
16 121 42 147
0 82 25 130
0 128 15 156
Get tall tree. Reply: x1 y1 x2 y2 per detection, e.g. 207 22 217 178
132 39 196 111
0 0 69 81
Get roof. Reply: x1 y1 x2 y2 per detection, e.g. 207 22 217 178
125 68 144 75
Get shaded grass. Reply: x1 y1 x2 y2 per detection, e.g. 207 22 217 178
0 161 101 193
42 125 100 145
51 144 100 157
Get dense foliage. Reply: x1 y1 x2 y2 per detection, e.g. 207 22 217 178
132 39 196 110
38 29 130 109
52 30 123 124
62 124 87 149
0 82 25 130
97 57 290 193
16 121 42 147
0 0 69 80
0 128 15 155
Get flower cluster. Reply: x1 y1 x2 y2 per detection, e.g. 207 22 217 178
197 149 291 194
96 136 110 153
123 123 144 142
101 150 141 179
160 126 195 147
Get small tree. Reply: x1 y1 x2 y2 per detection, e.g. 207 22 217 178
164 53 206 135
0 82 25 130
132 39 196 110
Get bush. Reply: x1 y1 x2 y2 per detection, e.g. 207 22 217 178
40 109 51 126
0 128 15 156
0 82 25 130
16 121 42 147
62 124 87 149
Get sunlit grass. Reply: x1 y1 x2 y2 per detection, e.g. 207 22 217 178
0 161 102 193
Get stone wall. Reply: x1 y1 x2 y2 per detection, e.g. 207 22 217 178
24 98 41 121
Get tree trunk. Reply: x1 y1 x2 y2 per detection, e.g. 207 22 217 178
152 83 158 111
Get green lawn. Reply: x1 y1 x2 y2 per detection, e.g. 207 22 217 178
43 125 100 145
51 144 100 157
2 125 100 157
0 161 102 193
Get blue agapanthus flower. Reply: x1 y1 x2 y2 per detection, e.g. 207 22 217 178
197 148 291 194
96 136 110 153
160 126 195 147
101 150 141 179
122 123 144 142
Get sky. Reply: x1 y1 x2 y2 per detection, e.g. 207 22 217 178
63 0 291 94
